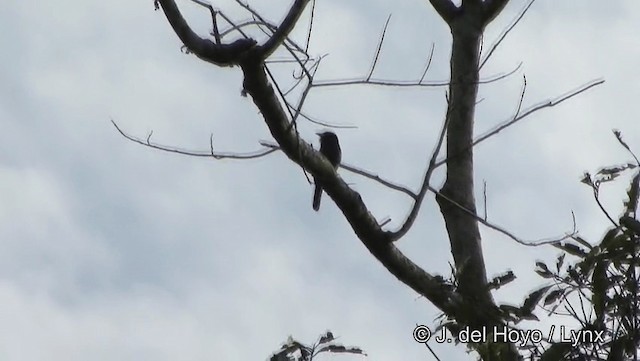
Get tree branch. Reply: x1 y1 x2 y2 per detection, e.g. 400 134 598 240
111 119 278 160
155 0 256 66
427 0 459 23
239 57 459 314
433 78 605 169
389 97 450 241
480 0 535 69
255 0 311 59
483 0 511 24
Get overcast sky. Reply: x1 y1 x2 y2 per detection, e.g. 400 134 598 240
1 0 639 360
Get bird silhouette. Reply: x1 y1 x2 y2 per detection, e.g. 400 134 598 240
313 131 341 211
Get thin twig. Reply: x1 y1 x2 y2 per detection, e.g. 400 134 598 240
282 55 325 97
390 94 451 240
312 62 522 89
233 1 308 56
284 102 358 129
305 0 316 53
187 0 221 44
217 11 251 39
593 186 619 228
434 78 605 168
480 0 536 69
419 43 436 83
111 119 277 160
260 141 415 197
367 14 392 81
254 0 310 59
341 164 417 198
432 186 578 246
219 20 268 38
483 180 488 221
341 152 578 246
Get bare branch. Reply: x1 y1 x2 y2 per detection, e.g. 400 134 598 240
483 180 488 221
434 187 578 246
266 136 576 247
241 61 460 310
366 14 392 81
592 186 619 228
264 65 296 122
389 96 451 241
282 55 324 96
482 0 511 24
338 155 577 246
187 0 221 44
341 164 417 199
260 141 411 196
434 78 605 168
473 78 604 148
255 0 311 59
155 0 256 67
312 62 522 89
428 0 459 23
217 13 252 39
111 119 277 160
304 0 316 53
419 43 436 84
480 0 535 69
284 104 358 129
233 1 308 56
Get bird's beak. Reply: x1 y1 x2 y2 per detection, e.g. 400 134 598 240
316 131 323 136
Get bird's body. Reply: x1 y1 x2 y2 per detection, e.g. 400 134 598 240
313 132 341 211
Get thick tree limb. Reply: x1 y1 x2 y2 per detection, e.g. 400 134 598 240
480 0 534 69
483 0 510 24
239 57 457 312
255 0 310 59
156 0 256 66
438 19 487 303
155 2 458 313
427 0 458 23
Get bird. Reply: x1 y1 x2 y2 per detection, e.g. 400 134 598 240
313 131 341 211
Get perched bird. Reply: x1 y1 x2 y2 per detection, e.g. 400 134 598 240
313 131 341 211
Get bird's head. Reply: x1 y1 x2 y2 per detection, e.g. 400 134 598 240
316 131 338 145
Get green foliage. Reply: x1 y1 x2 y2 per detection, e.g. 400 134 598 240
269 331 366 361
528 130 640 360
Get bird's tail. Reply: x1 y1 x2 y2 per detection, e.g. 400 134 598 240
312 184 322 211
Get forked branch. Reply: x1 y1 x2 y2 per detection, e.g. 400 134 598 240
111 119 277 160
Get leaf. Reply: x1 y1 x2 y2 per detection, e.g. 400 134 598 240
552 242 588 258
592 259 609 325
623 172 640 215
317 344 367 356
499 304 522 322
519 313 539 322
543 289 564 305
577 253 598 277
318 331 334 345
595 163 636 183
601 228 621 249
613 129 631 152
487 270 516 290
556 254 566 273
580 172 593 187
566 265 582 285
620 216 640 236
572 235 594 250
535 261 553 278
522 285 552 314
